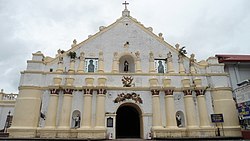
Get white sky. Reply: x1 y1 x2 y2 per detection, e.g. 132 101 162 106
0 0 249 93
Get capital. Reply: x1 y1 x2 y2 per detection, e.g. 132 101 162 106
63 89 74 95
97 89 107 95
50 89 60 95
151 89 160 95
164 89 174 95
183 89 193 96
83 89 93 95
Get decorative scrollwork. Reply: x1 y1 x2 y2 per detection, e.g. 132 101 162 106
114 92 143 104
122 76 134 87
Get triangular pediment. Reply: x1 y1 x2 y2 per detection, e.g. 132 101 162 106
44 10 204 73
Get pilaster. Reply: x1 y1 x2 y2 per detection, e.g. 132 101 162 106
112 52 119 73
77 52 85 73
98 51 104 73
68 59 75 74
149 51 155 73
166 52 175 73
135 51 142 73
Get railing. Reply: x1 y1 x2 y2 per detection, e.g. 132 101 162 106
2 94 18 101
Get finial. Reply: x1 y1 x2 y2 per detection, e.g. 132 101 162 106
122 1 129 10
122 1 130 17
71 39 77 48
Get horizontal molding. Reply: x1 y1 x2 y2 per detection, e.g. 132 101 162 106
21 71 229 76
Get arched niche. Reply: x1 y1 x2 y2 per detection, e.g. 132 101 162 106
71 110 81 128
176 111 185 127
119 55 135 73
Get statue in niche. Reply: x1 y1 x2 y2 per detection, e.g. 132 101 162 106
72 114 81 128
158 60 164 73
88 60 95 72
176 114 182 127
124 60 129 72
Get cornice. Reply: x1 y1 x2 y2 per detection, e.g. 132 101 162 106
20 71 229 77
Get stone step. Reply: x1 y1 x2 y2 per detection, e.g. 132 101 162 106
0 132 9 137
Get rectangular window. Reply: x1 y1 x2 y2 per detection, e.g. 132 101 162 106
107 117 113 127
85 58 98 72
154 59 166 73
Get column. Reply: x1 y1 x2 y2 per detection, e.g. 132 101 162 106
77 52 85 73
98 51 104 73
183 89 198 128
195 89 210 127
151 89 162 129
58 89 73 129
95 88 107 129
81 89 93 128
182 78 198 128
165 89 177 128
44 89 60 128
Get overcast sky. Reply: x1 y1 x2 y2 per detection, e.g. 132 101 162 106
0 0 249 93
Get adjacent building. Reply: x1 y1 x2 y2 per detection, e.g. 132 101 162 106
216 54 250 128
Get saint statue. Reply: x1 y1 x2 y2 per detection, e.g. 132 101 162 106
88 60 95 72
176 114 182 127
124 60 129 72
73 114 81 128
158 60 164 73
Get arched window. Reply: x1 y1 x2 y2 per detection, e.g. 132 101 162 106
71 110 81 128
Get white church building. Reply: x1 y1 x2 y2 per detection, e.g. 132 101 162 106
6 4 241 139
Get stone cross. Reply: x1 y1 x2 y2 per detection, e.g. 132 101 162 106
122 1 129 9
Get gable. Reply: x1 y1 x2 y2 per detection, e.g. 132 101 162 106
43 13 204 74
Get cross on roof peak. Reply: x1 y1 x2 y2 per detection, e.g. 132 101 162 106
122 1 129 10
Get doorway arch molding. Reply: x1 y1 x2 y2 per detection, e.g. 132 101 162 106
114 101 144 115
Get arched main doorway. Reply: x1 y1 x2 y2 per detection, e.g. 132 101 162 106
116 104 142 138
